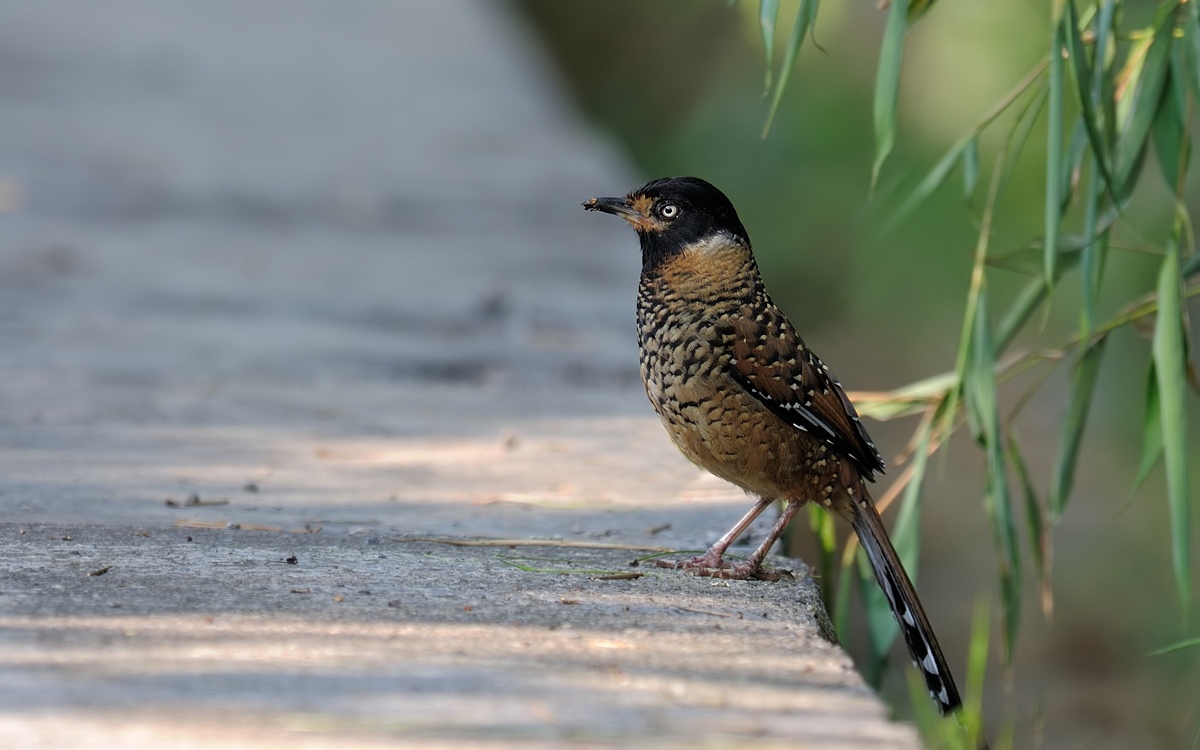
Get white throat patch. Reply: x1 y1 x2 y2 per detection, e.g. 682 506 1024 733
681 231 745 258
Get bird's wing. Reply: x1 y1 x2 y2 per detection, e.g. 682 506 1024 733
724 303 885 479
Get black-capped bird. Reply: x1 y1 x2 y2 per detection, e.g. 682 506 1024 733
584 176 963 715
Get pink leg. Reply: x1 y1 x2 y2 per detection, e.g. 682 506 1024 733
655 497 801 581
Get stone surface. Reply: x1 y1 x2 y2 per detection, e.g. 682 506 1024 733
0 1 918 747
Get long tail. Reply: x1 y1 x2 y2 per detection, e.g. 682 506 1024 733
847 496 963 715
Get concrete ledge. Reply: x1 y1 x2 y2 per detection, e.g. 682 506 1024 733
1 524 916 748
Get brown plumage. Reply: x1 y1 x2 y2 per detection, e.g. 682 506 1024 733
584 176 964 716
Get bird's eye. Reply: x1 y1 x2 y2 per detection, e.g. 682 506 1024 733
658 203 679 219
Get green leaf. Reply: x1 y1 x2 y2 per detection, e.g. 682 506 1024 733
1185 248 1200 279
886 59 1049 229
893 418 934 578
762 0 819 138
1045 22 1066 289
1114 9 1174 200
1152 45 1190 194
1153 225 1191 614
998 82 1051 198
1008 431 1053 618
759 0 780 96
989 234 1091 277
1182 0 1200 103
1079 24 1113 350
1049 334 1109 520
1091 0 1118 141
992 231 1090 355
1133 363 1164 493
808 503 837 611
1079 204 1110 338
967 289 1021 661
1149 636 1200 655
856 370 958 420
871 0 909 190
833 545 854 638
1062 0 1117 197
964 598 992 748
962 135 980 198
1061 117 1090 209
995 275 1050 356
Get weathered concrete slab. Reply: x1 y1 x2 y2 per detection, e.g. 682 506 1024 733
0 524 916 749
0 1 919 746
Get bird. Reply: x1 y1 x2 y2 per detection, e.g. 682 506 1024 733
583 176 964 716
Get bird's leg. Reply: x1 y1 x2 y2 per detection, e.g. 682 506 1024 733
653 496 772 573
655 497 802 581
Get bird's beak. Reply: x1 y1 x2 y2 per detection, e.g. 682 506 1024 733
582 195 638 221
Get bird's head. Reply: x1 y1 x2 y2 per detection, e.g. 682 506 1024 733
584 176 751 273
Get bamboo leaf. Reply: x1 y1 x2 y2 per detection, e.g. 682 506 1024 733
1185 248 1200 279
1079 0 1113 348
993 234 1089 354
1061 117 1090 209
967 289 1021 661
1153 44 1190 194
1045 22 1066 289
851 370 958 422
759 0 780 96
1062 0 1117 196
1182 0 1200 103
998 83 1051 198
964 598 991 748
808 503 837 611
945 138 1011 448
1079 213 1110 338
871 0 909 190
1115 9 1174 199
892 417 933 577
762 0 819 137
1115 29 1153 133
1008 431 1053 618
1046 18 1075 292
1153 225 1191 614
963 135 980 198
1133 363 1164 493
996 276 1050 356
886 61 1048 228
1049 335 1109 519
989 235 1090 277
1092 0 1118 143
833 545 854 638
1149 636 1200 655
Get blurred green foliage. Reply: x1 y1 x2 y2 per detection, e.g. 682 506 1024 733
517 1 1050 344
515 1 1200 746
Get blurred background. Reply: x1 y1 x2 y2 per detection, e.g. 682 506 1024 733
513 0 1198 747
0 0 1195 747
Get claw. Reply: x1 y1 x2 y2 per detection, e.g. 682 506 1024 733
652 556 791 582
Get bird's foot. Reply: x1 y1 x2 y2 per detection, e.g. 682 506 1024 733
652 554 792 582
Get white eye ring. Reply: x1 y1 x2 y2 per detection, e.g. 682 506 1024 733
659 203 679 219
